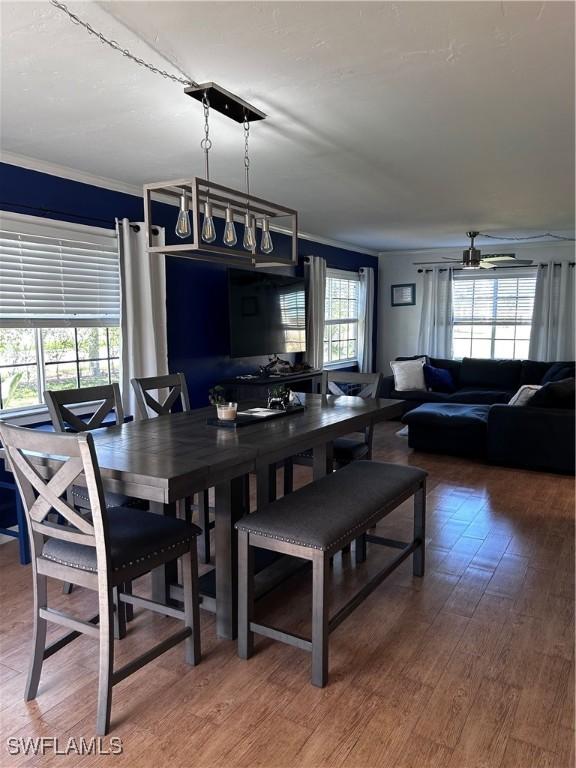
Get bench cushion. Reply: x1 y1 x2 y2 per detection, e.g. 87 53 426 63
333 436 370 464
235 461 426 551
42 507 200 573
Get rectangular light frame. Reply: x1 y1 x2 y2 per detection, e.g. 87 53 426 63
143 177 298 268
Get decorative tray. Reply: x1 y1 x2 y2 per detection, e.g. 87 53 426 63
206 404 305 429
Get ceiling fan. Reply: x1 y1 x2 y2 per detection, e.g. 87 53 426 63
414 232 534 270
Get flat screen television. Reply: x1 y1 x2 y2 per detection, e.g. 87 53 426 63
228 268 306 358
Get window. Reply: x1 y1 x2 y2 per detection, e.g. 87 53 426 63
0 213 121 413
452 269 537 360
324 269 360 365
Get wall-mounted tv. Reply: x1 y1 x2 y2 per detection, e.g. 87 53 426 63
228 268 306 358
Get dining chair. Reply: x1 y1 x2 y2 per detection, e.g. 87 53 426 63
0 422 201 736
44 384 144 512
131 373 214 564
44 384 147 603
323 371 383 466
289 371 383 476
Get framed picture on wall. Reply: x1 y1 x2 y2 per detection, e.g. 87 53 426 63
391 283 416 306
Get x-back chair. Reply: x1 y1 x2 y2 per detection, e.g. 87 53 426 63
0 422 201 736
288 371 383 481
323 371 383 466
131 373 214 564
44 384 147 602
44 384 145 512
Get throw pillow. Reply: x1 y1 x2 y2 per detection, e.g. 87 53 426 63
508 384 542 406
390 358 426 392
529 378 575 409
541 362 576 385
423 364 455 393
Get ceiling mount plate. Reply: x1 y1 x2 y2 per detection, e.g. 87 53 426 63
184 82 266 123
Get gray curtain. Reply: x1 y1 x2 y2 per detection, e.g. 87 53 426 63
304 256 326 370
417 267 453 358
529 262 575 361
358 267 375 372
118 219 168 417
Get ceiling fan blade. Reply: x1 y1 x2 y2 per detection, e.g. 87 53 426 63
481 253 516 262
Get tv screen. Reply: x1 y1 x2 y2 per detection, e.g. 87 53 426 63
228 269 306 358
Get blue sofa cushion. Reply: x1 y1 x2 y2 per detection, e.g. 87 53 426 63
530 378 575 409
429 357 462 387
423 364 455 393
520 360 553 386
460 358 522 391
541 362 576 385
403 403 491 427
448 389 512 404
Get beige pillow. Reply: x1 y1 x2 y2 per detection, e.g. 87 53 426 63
390 358 427 392
508 384 542 406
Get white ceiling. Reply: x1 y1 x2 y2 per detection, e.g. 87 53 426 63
1 1 574 251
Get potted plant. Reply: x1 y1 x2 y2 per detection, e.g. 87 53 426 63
209 386 237 421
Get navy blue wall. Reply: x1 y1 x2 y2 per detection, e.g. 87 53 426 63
1 162 379 406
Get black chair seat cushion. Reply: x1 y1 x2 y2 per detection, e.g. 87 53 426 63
333 436 369 464
42 507 200 573
235 461 426 551
72 485 148 511
403 403 491 427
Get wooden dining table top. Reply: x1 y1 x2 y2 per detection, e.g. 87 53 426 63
78 393 404 503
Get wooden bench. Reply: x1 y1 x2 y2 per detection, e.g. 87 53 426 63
235 460 427 686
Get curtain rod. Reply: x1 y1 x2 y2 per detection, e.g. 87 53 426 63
0 202 159 235
417 262 575 273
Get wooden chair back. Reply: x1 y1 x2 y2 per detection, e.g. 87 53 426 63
0 424 109 568
322 371 383 454
131 373 191 420
322 371 383 399
44 384 124 433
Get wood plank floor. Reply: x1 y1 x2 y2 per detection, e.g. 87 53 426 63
1 421 574 767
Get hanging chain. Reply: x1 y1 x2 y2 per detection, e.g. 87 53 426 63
478 232 575 242
200 95 212 181
49 0 196 87
244 118 251 198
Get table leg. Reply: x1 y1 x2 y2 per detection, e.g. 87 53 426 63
215 475 248 640
313 441 333 480
256 464 277 508
150 501 178 604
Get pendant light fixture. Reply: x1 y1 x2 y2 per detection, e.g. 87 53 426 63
144 82 298 267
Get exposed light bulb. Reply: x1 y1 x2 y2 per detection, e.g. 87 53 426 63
175 191 191 239
261 217 274 254
243 212 256 251
201 200 216 243
223 205 237 247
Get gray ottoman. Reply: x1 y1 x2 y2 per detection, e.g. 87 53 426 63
402 403 490 458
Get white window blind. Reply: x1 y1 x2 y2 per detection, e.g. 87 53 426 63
0 212 120 328
452 269 537 359
324 268 360 364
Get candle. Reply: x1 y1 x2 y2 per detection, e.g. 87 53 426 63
217 402 238 421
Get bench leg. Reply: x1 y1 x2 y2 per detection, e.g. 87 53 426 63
311 552 329 687
238 530 254 659
413 482 426 578
355 534 367 564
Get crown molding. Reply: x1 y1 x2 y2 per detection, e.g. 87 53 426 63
1 151 143 197
1 152 379 258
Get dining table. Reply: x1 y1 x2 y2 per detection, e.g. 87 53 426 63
3 392 404 640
